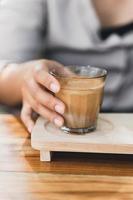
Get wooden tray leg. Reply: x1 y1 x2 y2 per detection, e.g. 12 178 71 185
40 150 52 162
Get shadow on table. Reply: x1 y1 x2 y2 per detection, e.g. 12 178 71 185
22 134 133 176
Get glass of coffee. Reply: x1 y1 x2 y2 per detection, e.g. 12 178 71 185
50 65 107 134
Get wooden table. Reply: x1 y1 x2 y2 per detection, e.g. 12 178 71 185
0 114 133 200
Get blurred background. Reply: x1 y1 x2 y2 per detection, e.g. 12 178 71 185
0 0 133 113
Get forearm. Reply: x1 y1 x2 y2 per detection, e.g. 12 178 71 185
0 63 26 106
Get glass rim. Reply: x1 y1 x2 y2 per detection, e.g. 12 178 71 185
50 65 107 79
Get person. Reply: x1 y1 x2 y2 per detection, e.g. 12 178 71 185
0 0 133 132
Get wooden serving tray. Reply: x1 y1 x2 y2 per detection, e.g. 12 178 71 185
31 114 133 161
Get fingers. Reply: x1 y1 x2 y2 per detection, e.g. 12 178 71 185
26 78 65 114
21 102 35 133
21 59 65 132
23 88 64 127
33 61 76 94
35 104 64 127
34 64 60 93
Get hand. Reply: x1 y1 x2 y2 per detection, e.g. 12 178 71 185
20 59 65 133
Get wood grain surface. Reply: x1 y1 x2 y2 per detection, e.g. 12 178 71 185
0 114 133 200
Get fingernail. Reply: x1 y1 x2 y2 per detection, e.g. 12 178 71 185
35 65 42 72
54 118 63 127
55 105 64 114
50 83 59 93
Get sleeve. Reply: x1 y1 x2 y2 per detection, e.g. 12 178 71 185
0 0 47 64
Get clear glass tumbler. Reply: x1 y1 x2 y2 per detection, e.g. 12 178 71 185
50 65 107 134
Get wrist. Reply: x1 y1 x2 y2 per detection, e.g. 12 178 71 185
0 63 26 105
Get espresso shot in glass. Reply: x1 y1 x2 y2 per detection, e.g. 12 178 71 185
50 65 107 134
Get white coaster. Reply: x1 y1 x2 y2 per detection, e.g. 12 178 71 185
31 114 133 161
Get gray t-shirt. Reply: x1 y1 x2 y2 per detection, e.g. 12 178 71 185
0 0 133 112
